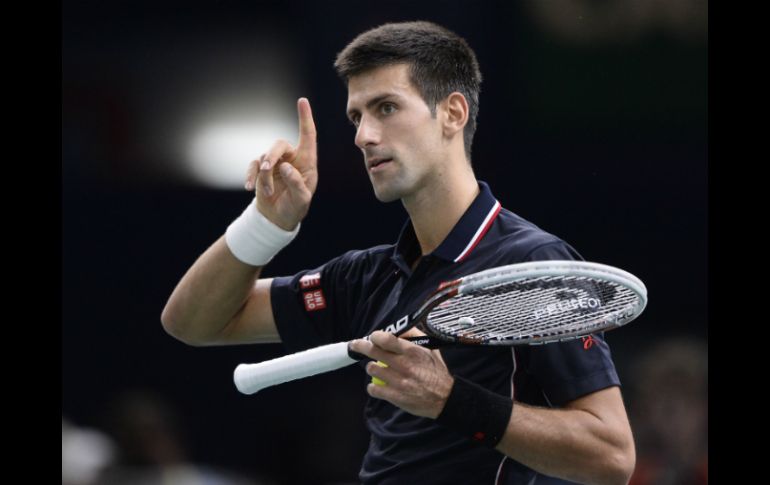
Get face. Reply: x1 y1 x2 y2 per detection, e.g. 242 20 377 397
346 64 446 202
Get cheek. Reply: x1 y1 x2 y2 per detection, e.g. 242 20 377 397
395 119 441 153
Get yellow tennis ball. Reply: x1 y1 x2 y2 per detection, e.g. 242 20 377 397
371 361 388 386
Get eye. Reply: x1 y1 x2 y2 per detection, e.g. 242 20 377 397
380 103 396 116
349 115 360 128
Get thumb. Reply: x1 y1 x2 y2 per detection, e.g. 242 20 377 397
278 162 311 201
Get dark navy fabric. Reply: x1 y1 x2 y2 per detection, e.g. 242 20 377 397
271 181 620 485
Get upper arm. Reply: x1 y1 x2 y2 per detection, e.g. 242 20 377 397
564 386 634 450
211 278 281 345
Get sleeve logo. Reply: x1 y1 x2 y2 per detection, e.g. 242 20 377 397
303 289 327 312
300 272 321 289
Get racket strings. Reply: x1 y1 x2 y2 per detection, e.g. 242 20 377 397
479 279 634 339
427 276 640 344
476 286 638 341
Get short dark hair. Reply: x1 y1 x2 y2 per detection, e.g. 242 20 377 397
334 21 482 159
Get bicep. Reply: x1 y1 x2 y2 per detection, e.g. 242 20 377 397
212 278 281 344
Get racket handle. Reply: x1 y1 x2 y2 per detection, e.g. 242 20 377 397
233 341 358 394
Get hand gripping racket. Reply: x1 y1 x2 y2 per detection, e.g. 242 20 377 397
233 260 647 394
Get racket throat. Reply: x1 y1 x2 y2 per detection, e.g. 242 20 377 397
345 336 448 362
402 335 450 349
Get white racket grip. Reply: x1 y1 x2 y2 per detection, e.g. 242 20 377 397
233 341 357 395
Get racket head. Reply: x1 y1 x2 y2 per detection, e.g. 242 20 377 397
420 260 647 346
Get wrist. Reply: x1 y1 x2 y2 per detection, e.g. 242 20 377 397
225 198 300 266
435 375 513 447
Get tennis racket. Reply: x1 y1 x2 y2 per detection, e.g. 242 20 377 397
233 260 647 395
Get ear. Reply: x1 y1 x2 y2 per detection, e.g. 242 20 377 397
440 92 469 139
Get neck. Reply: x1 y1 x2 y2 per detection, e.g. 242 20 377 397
402 161 479 256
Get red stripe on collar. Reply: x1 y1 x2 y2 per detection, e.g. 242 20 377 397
454 201 502 263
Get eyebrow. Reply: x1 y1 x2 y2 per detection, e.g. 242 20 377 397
346 93 399 120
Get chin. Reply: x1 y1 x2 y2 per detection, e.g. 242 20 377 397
370 177 411 202
369 169 419 203
372 186 403 203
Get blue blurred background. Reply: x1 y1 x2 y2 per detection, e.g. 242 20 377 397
63 1 707 484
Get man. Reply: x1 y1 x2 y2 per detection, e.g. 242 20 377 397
162 21 635 485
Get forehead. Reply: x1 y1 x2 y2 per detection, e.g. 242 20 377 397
346 63 419 110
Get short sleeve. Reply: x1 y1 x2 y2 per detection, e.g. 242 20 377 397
270 251 362 353
520 240 621 405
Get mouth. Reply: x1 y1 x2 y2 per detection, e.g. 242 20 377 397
368 158 393 171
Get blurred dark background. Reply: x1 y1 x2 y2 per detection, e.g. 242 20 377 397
63 1 707 484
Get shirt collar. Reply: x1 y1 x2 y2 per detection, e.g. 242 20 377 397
391 181 502 268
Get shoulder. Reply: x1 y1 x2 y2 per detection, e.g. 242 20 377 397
320 244 395 282
330 244 393 269
491 208 583 262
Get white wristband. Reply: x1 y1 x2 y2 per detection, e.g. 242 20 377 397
225 199 300 266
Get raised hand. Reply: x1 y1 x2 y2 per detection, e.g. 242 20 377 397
245 97 318 231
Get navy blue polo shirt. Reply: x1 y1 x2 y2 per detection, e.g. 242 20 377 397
271 181 620 485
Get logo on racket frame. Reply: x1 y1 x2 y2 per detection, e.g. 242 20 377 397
533 296 602 320
384 314 410 334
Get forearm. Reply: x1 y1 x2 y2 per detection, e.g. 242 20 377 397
162 98 317 346
355 334 635 484
496 400 635 485
161 235 263 345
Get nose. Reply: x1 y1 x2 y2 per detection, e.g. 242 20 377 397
354 115 380 149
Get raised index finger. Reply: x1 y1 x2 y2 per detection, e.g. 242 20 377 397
297 97 317 155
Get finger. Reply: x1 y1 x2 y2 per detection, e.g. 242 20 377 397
366 360 396 386
367 381 401 404
370 330 408 355
259 140 293 197
256 154 273 197
366 360 392 382
278 162 311 203
349 337 398 365
265 139 296 167
245 156 264 191
371 376 387 387
296 97 317 158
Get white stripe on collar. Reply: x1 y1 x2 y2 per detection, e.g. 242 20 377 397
454 200 501 263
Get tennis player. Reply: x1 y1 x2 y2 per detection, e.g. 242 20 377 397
162 21 635 485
